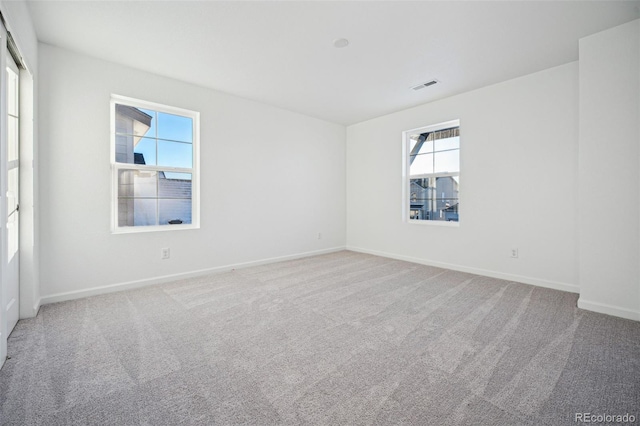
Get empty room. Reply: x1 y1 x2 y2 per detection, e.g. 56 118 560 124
0 1 639 425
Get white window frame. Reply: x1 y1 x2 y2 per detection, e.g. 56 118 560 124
110 95 200 233
402 119 460 227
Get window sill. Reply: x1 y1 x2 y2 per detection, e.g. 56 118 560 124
112 223 200 234
405 220 459 227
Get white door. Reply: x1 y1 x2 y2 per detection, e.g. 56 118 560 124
4 53 19 333
1 24 20 367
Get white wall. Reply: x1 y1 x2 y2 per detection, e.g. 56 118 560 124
578 20 640 321
38 44 346 301
31 19 640 321
346 62 579 293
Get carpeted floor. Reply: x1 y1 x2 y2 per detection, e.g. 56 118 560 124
1 251 639 425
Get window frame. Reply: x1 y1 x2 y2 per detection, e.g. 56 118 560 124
402 119 460 227
110 94 200 233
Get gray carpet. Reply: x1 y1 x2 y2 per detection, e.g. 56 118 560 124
1 251 639 425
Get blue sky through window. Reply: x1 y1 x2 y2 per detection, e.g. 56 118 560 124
128 107 193 178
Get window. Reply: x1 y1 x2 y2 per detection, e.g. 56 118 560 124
403 120 460 223
111 95 199 232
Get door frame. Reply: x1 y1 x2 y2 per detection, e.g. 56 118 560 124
0 9 37 372
0 16 8 369
4 47 20 338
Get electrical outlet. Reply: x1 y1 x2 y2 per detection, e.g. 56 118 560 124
510 248 518 258
161 248 170 260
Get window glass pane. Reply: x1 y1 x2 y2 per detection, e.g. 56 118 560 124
408 176 459 222
158 112 192 142
409 136 433 155
118 198 158 227
410 153 433 175
7 69 17 116
159 172 192 225
115 104 155 138
115 134 133 163
133 199 157 226
435 136 459 152
157 140 193 168
434 150 459 173
134 138 157 165
8 116 18 162
435 176 459 208
118 170 157 198
117 170 193 227
159 172 192 199
409 178 431 221
409 179 430 203
159 199 192 225
138 109 157 137
7 167 18 214
417 139 433 154
436 176 459 222
115 136 157 165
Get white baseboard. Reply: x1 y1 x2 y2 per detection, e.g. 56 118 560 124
346 246 580 294
577 298 640 321
40 246 346 306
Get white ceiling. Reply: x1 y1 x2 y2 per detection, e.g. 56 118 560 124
27 1 639 125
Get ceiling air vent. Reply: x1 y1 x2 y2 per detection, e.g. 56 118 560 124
412 80 439 91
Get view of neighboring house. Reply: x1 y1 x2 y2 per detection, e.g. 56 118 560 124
410 176 459 221
115 105 192 227
407 125 460 222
